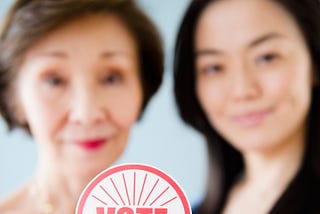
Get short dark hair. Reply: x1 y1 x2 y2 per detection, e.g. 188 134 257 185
174 0 320 213
0 0 164 131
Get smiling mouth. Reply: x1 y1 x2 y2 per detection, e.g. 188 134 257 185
74 139 107 151
231 109 273 127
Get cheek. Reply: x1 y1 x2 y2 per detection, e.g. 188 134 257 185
262 66 311 106
108 85 143 129
196 78 226 120
28 103 57 136
18 84 63 138
262 72 291 100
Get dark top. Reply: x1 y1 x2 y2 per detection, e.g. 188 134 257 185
269 161 320 214
193 157 320 214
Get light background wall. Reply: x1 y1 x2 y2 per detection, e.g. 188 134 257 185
0 0 208 207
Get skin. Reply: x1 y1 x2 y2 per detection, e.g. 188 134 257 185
195 0 312 213
0 14 143 213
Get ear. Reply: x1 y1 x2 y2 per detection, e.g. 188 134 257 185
14 103 27 124
7 86 27 125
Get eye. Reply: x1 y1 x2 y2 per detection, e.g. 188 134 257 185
257 53 279 64
201 64 224 75
43 73 66 87
101 72 123 84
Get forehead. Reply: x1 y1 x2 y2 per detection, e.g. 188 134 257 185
25 14 138 59
195 0 303 49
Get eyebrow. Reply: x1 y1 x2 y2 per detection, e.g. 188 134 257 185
195 33 285 58
100 51 131 58
37 51 68 59
37 50 131 59
195 49 222 57
248 33 284 48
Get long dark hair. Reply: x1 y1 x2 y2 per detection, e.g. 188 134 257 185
173 0 320 213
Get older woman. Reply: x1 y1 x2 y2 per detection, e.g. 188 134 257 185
0 0 163 213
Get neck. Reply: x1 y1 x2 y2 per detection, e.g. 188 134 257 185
242 127 305 191
30 158 93 213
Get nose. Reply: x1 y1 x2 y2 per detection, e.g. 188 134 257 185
68 84 106 125
230 63 261 101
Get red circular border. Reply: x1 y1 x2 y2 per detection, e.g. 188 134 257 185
76 164 191 214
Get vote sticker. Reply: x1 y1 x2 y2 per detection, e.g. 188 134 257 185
76 164 192 214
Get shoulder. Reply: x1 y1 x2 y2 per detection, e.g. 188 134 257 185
271 162 320 214
0 185 30 214
302 172 320 213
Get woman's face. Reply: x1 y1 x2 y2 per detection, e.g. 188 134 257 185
15 14 142 177
195 0 312 153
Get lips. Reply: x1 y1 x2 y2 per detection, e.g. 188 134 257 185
74 139 107 151
231 108 272 127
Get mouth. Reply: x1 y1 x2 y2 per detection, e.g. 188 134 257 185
74 139 107 151
231 108 273 127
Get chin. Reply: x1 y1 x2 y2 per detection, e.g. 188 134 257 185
233 140 282 154
228 133 278 153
